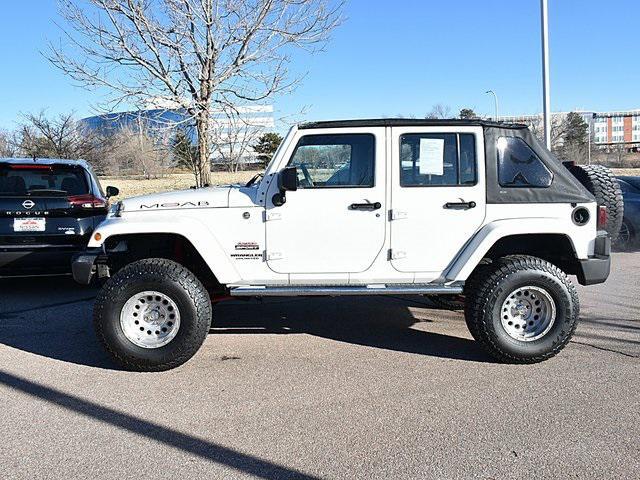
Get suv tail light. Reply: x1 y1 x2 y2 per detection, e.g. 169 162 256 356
9 164 53 170
68 194 108 209
597 205 608 230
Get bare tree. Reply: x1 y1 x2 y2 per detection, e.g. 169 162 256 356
105 125 174 178
15 111 107 162
0 129 18 157
525 114 567 155
48 0 343 185
426 104 452 119
608 144 629 168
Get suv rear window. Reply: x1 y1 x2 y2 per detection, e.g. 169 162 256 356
0 164 89 196
497 137 553 188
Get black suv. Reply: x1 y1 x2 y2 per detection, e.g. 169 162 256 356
0 158 118 277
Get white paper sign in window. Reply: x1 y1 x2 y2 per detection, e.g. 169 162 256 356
418 138 444 175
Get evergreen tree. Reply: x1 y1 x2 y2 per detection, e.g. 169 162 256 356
172 129 197 170
253 132 283 167
561 112 589 162
459 108 478 119
563 112 588 148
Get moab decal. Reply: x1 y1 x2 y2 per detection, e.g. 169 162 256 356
139 201 210 209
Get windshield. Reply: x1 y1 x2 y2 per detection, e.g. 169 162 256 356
0 164 89 197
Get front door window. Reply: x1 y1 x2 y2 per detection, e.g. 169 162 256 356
288 134 375 188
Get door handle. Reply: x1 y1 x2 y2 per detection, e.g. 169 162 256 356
444 200 476 210
350 202 382 211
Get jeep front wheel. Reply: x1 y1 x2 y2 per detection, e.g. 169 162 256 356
465 255 579 363
94 258 212 371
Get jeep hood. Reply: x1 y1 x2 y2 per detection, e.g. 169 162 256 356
121 186 232 212
120 184 259 213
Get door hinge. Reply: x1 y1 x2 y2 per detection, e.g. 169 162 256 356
390 209 408 220
267 251 283 261
266 211 282 221
390 249 407 260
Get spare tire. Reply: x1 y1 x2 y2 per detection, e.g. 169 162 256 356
567 164 624 241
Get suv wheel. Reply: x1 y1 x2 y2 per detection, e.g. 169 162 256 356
613 219 635 250
465 255 579 363
94 258 212 371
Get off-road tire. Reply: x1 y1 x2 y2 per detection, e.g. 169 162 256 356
568 164 624 240
94 258 212 371
465 255 579 363
463 263 493 341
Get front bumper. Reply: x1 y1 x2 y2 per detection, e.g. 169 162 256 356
71 248 104 285
576 231 611 286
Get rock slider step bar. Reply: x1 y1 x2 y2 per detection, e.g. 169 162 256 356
230 284 464 297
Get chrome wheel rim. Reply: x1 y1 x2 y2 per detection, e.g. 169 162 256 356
500 286 556 342
120 291 181 349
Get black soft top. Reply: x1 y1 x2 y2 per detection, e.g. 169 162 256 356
299 118 527 130
298 118 593 204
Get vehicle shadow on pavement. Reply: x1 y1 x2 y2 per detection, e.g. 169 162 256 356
212 296 492 363
0 277 113 369
0 369 321 480
0 278 491 368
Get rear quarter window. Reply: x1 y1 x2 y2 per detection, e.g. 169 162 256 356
497 137 553 188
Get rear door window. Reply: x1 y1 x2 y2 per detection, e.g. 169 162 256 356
497 137 553 188
0 165 89 196
399 133 477 187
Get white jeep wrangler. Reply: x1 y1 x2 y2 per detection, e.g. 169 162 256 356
73 119 617 371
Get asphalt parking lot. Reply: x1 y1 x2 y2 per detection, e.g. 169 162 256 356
0 253 638 479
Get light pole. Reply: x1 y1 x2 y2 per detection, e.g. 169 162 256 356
541 0 552 149
587 113 596 165
485 90 499 120
587 117 592 164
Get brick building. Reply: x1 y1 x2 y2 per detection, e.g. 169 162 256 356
500 109 640 152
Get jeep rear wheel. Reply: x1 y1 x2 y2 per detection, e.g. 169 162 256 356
465 255 579 363
94 258 212 371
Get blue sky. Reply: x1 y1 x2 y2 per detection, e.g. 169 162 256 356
1 0 639 130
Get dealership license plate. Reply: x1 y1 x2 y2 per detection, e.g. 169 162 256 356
13 217 46 232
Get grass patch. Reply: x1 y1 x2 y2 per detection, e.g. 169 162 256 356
99 171 262 199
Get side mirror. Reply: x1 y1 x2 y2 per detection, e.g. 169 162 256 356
272 167 297 207
106 186 120 198
278 167 298 192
